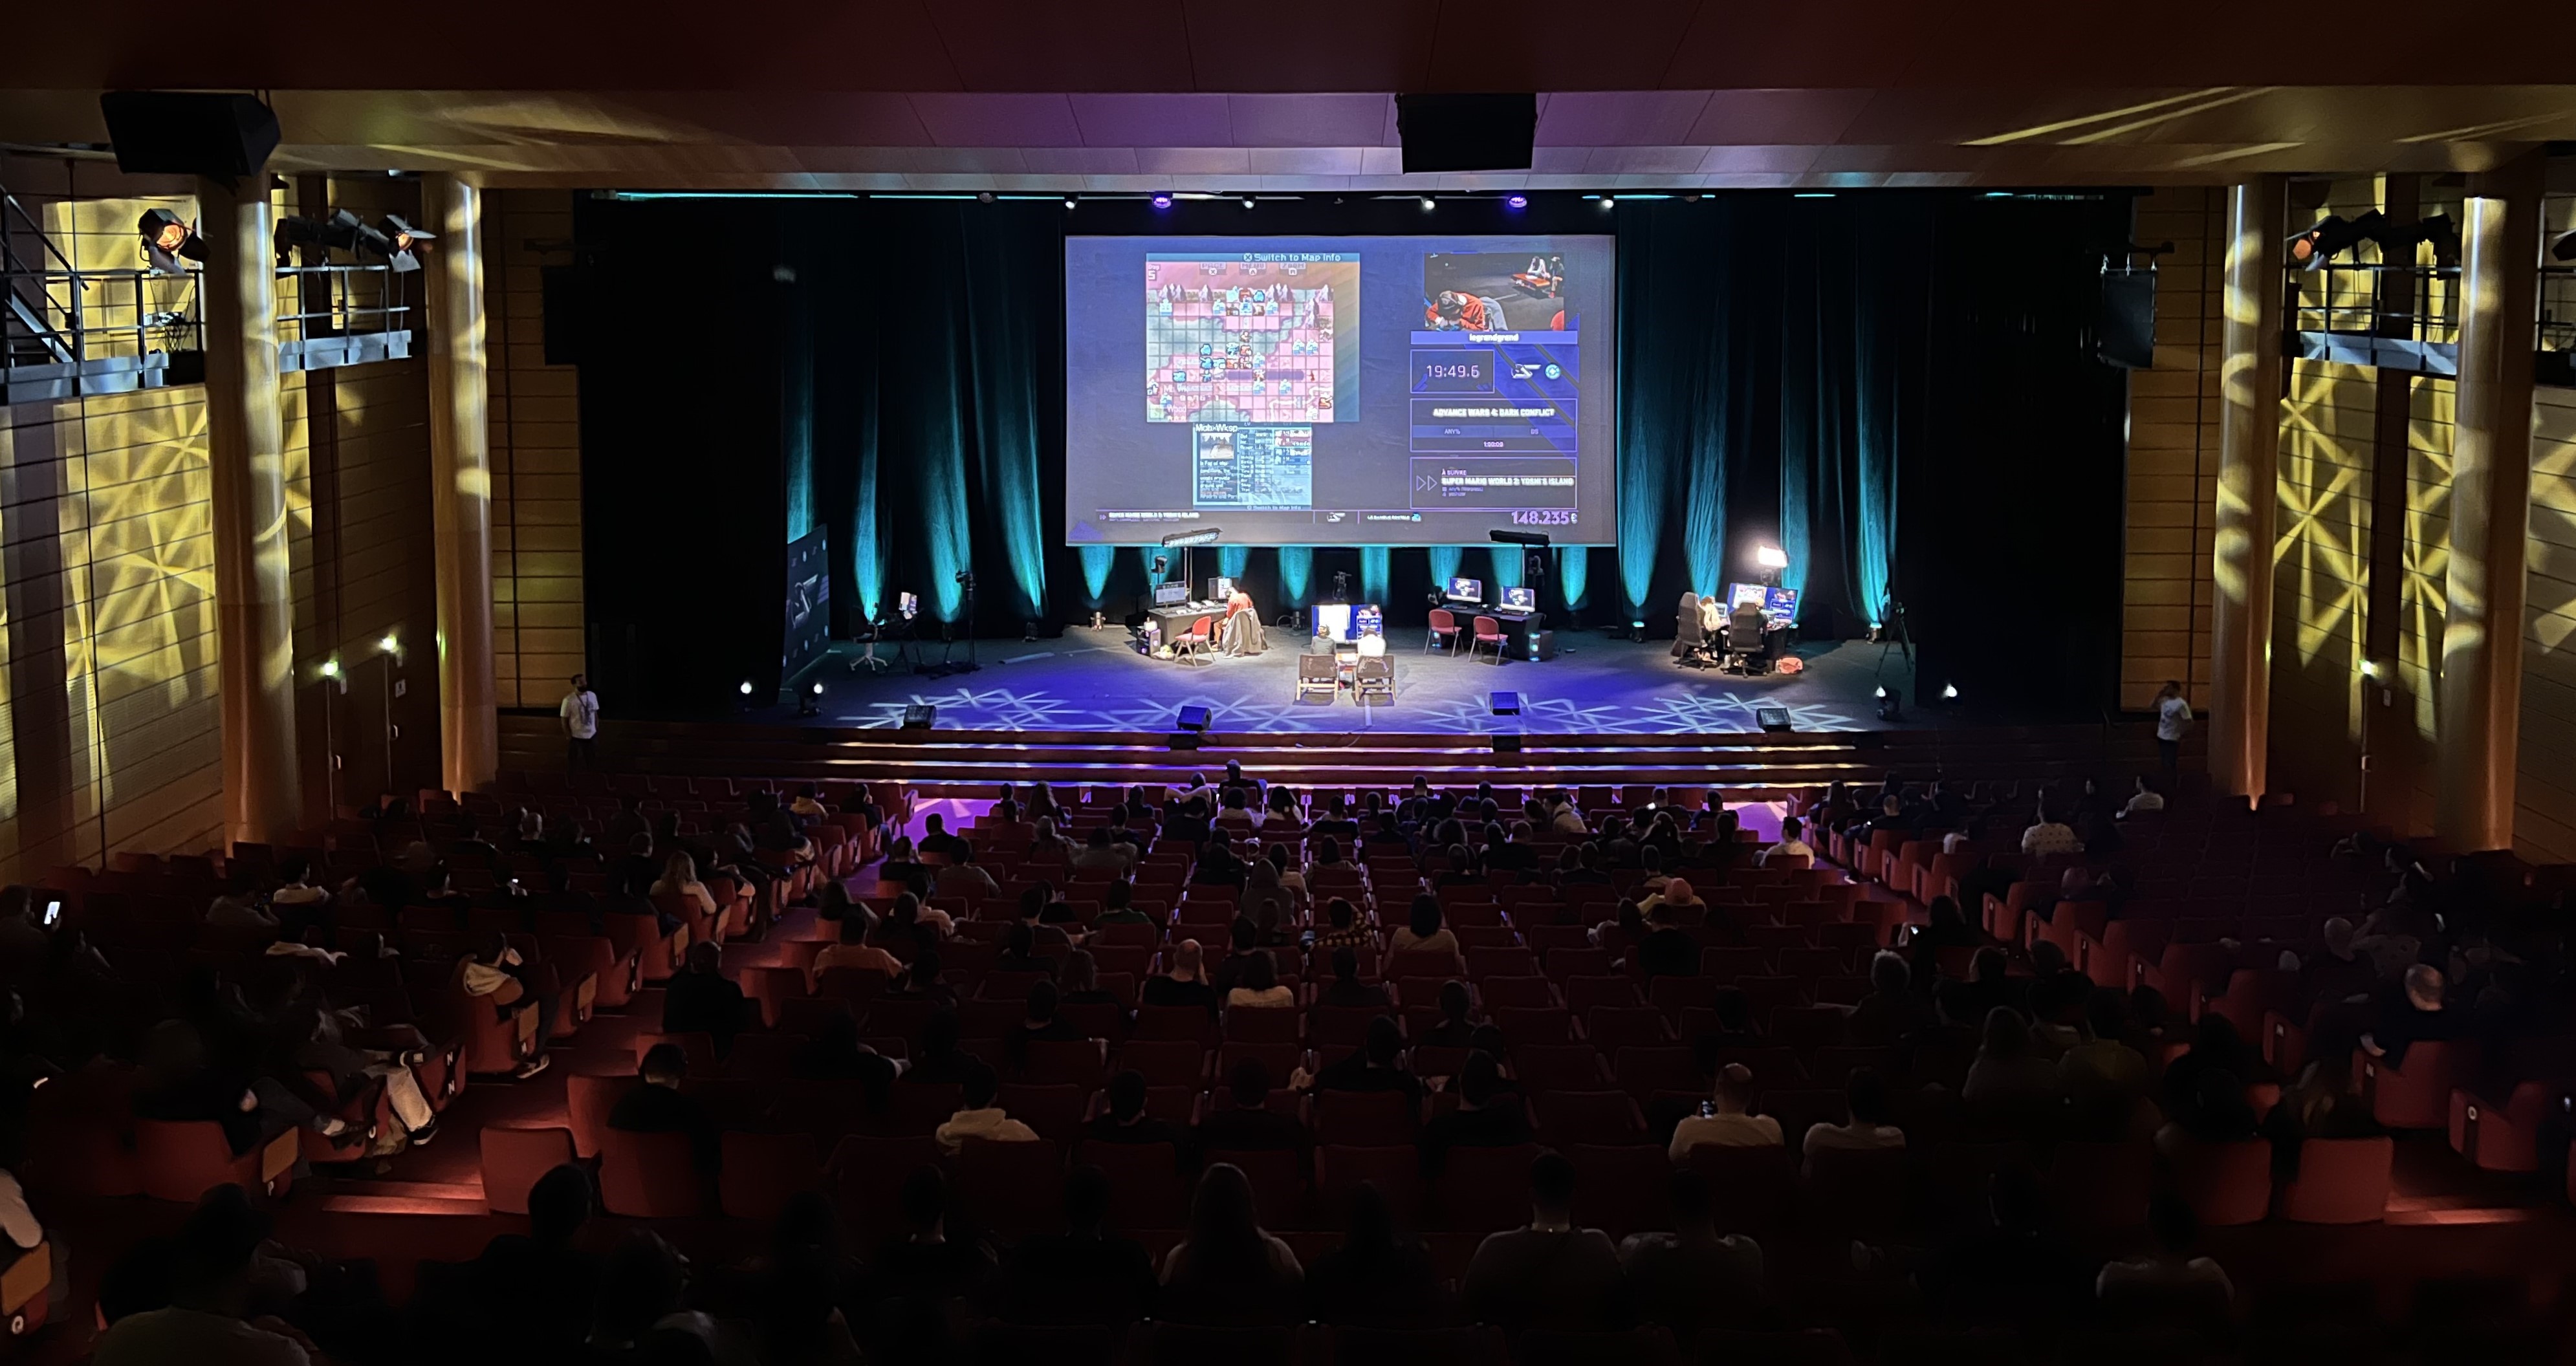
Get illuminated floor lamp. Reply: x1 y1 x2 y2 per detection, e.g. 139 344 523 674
1754 544 1788 587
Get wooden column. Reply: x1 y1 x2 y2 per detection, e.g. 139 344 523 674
2436 157 2544 851
424 175 499 797
2208 177 2284 804
199 174 304 846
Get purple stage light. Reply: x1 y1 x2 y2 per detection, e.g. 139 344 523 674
1151 193 1173 209
1506 194 1527 210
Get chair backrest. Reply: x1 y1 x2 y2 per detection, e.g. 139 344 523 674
1429 608 1457 633
1472 615 1502 639
597 1127 704 1217
1302 654 1338 682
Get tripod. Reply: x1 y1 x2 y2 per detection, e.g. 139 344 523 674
1873 597 1914 692
933 577 980 677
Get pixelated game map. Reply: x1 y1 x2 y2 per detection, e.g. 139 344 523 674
1146 254 1356 426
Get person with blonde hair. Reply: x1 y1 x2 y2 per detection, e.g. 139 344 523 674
651 851 721 936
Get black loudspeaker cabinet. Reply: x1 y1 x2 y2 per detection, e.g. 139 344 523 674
1531 629 1558 662
2097 268 2157 369
1395 94 1538 173
100 92 281 179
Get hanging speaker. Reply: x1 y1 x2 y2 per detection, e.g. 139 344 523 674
100 92 281 180
1395 94 1537 173
2097 267 2157 369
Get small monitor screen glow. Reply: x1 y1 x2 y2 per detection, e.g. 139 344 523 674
1355 604 1384 636
1208 577 1234 601
1501 586 1536 611
1725 583 1799 625
898 591 920 620
1446 577 1483 601
1154 581 1188 607
1311 603 1353 640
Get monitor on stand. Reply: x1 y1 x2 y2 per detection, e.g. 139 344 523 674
1500 586 1536 613
1445 576 1485 605
1154 581 1188 607
1206 576 1235 603
1311 603 1353 642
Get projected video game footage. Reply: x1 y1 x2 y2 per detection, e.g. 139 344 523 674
1063 235 1617 547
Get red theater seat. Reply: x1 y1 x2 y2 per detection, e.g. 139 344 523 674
2357 1040 2474 1131
2166 1136 2272 1226
2280 1136 2392 1223
598 1127 704 1218
565 1072 640 1159
479 1123 576 1214
134 1121 299 1204
720 1130 823 1220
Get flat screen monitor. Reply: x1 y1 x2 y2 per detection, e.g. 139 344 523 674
1725 582 1799 626
1153 581 1188 607
1355 603 1384 636
1311 603 1353 641
1207 576 1234 602
1446 576 1483 602
1501 585 1536 612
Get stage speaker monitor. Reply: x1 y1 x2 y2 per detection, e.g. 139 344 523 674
1756 707 1793 733
100 92 281 179
2097 268 2157 370
1490 691 1522 717
1492 735 1523 754
1396 94 1538 174
1177 705 1213 733
901 703 937 730
1529 629 1558 662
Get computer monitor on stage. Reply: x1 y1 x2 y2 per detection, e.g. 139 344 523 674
1153 581 1188 607
1355 603 1384 636
1501 586 1536 613
1725 582 1799 626
1445 576 1483 604
1207 576 1234 602
1311 603 1353 642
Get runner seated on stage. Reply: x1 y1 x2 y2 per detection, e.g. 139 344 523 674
1220 585 1268 655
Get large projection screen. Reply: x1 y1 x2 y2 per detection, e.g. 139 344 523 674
1064 235 1615 547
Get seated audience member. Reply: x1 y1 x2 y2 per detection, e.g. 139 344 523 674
914 813 963 859
1087 1069 1187 1149
1313 946 1390 1012
1303 1181 1445 1327
2059 988 2152 1134
789 1014 899 1106
2020 801 2084 856
1314 1017 1424 1100
1637 876 1708 927
2157 1069 2259 1151
1225 949 1295 1012
1461 1152 1623 1332
457 935 553 1079
995 923 1057 978
1754 818 1814 867
1312 897 1375 953
902 1010 993 1090
861 1169 995 1362
91 1186 311 1366
1160 1164 1304 1326
814 908 904 979
1962 1006 2059 1111
2300 916 2377 1007
1095 880 1153 927
2117 775 2165 819
886 950 957 1008
609 1043 718 1172
1241 860 1296 945
1057 949 1124 1010
1197 1060 1310 1156
1004 979 1091 1073
999 1165 1157 1328
1384 896 1461 966
1668 1063 1782 1159
1618 1170 1768 1339
1415 980 1482 1048
933 1068 1042 1157
651 851 723 928
1848 951 1932 1046
1015 884 1078 948
1208 919 1262 997
661 940 748 1054
935 841 1001 902
2363 963 2469 1066
1421 1052 1533 1173
1142 939 1219 1012
1636 908 1699 978
1802 1068 1906 1175
468 1165 602 1358
1072 827 1136 874
268 857 332 915
2095 1195 2234 1320
2157 1015 2258 1123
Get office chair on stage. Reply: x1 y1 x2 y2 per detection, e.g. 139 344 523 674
1723 603 1770 675
1672 592 1712 669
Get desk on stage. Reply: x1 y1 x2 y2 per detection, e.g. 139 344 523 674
1147 603 1225 641
1482 609 1555 661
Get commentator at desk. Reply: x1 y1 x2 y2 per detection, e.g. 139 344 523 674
1220 584 1267 655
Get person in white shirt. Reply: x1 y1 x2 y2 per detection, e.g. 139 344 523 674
1549 797 1589 836
933 1070 1040 1156
2153 680 2192 786
560 673 600 770
1801 1069 1906 1175
2020 803 2084 856
2097 1193 2234 1308
2117 775 2166 820
1755 816 1815 867
1669 1064 1784 1160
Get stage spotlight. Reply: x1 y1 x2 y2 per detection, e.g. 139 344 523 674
2288 210 2384 270
737 680 754 697
1064 197 1076 210
319 659 340 678
2359 658 2380 678
1942 682 1959 700
1754 545 1789 570
1596 195 1613 209
1505 194 1527 210
798 680 823 717
1420 197 1436 212
378 634 398 654
1151 193 1173 209
1023 619 1039 642
974 191 995 204
138 208 205 272
1159 526 1223 548
1241 196 1254 210
1876 687 1903 722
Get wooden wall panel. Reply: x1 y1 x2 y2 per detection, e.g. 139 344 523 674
2122 187 2221 710
2269 359 2375 811
2516 385 2576 860
486 190 587 709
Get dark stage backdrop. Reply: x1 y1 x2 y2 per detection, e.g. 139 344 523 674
569 193 2130 719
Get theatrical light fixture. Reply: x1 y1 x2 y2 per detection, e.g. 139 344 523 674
1505 194 1527 210
1064 197 1076 210
1597 195 1614 210
137 208 204 272
2359 658 2380 678
1793 192 1835 199
737 680 754 697
378 634 398 653
2289 210 2383 270
1150 193 1173 209
1159 526 1223 548
1420 197 1437 211
319 660 340 678
1943 682 1959 700
798 680 824 717
1754 545 1789 570
1877 688 1904 722
1241 197 1254 210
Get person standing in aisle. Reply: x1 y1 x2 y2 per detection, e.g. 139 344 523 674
560 673 600 770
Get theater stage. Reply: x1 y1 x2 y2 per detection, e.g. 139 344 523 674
789 628 1925 735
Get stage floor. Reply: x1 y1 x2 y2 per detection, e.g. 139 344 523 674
795 628 1922 735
